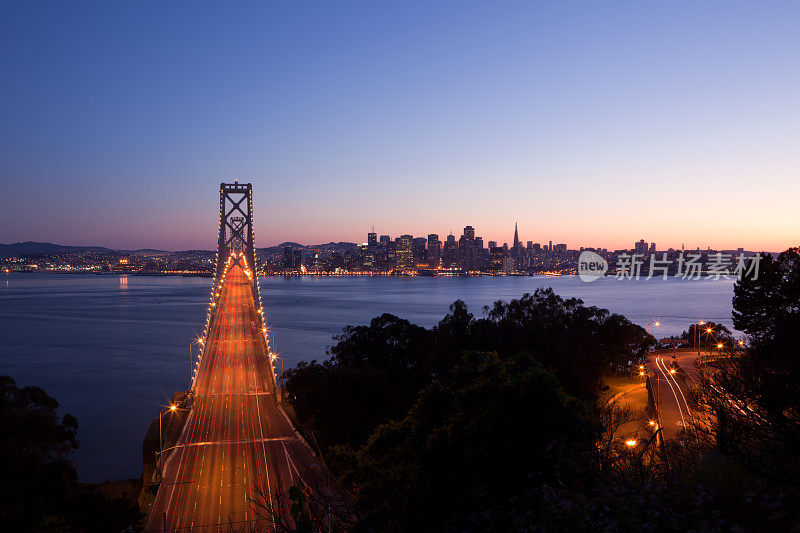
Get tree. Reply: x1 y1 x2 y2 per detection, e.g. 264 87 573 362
697 248 800 484
683 321 733 350
284 314 435 448
285 291 653 453
342 352 598 532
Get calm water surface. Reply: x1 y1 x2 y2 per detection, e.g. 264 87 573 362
0 273 737 482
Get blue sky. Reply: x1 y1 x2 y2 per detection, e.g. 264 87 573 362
1 1 798 250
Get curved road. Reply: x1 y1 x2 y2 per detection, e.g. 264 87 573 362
646 349 699 440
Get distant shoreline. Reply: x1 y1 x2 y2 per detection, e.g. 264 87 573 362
2 270 742 280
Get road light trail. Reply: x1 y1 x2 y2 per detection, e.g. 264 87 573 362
655 356 687 429
662 357 692 416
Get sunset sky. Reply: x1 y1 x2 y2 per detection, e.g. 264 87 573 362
1 1 798 251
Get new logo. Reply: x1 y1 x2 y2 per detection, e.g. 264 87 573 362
578 251 608 282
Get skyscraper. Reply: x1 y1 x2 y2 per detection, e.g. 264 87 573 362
442 234 458 268
412 237 428 266
397 235 414 270
489 246 505 272
367 231 377 247
282 246 294 269
459 226 476 270
512 222 523 268
427 234 441 268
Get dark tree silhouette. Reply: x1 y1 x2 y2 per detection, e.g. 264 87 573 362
0 375 142 531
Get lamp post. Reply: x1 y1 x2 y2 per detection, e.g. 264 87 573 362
270 353 285 389
647 321 661 346
695 321 705 355
703 326 715 356
157 404 187 482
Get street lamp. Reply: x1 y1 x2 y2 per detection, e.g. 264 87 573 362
703 327 716 355
270 353 285 389
696 321 705 355
189 337 204 389
157 404 187 482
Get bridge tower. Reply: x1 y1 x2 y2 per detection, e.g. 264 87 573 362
194 181 272 393
215 182 260 306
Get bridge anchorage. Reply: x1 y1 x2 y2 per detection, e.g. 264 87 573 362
141 182 350 532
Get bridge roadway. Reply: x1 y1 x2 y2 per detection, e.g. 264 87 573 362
147 263 317 532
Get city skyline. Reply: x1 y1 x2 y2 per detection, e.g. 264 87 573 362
2 2 800 251
0 218 777 254
0 226 774 255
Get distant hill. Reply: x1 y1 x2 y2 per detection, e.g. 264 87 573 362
1 240 360 258
257 241 358 255
0 241 114 258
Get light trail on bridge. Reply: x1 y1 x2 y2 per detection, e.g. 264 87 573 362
146 260 318 532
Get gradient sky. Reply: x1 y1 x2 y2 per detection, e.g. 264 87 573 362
1 1 799 251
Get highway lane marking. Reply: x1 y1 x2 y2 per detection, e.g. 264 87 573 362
282 443 295 484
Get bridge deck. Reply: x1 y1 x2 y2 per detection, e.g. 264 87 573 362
147 263 315 532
